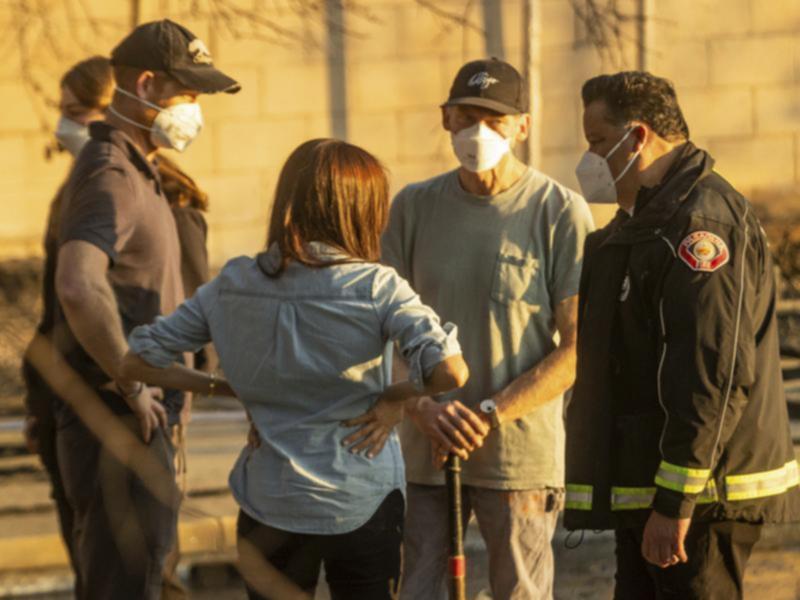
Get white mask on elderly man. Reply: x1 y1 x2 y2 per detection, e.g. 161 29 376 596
575 128 641 204
55 117 91 158
451 121 511 173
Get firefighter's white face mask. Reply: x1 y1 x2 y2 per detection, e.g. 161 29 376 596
451 121 511 173
575 128 640 204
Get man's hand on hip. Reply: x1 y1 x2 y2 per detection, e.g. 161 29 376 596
642 510 691 568
408 397 488 459
120 383 168 443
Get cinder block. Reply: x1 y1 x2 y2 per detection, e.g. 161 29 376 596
207 221 272 267
395 1 485 59
654 0 751 39
201 172 270 228
0 136 34 176
262 63 330 117
541 46 605 95
540 148 583 192
347 112 400 163
541 0 577 48
680 87 753 138
212 17 314 70
752 0 800 33
710 37 794 86
349 58 445 112
755 86 800 134
87 0 134 22
541 93 583 151
217 118 309 171
708 136 795 191
397 109 448 160
347 3 401 61
0 83 43 133
0 174 59 239
650 41 709 88
307 114 333 139
201 65 261 120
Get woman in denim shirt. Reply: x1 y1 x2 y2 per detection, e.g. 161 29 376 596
119 139 469 599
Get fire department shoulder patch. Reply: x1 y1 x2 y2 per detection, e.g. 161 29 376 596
678 231 730 273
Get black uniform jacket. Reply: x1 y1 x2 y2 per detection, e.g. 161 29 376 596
565 142 800 531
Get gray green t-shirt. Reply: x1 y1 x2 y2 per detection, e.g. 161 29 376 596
382 167 594 489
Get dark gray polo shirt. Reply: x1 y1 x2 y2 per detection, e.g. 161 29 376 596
54 121 185 420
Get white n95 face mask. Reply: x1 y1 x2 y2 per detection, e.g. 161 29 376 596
110 86 203 152
575 128 641 204
451 121 511 173
55 116 91 157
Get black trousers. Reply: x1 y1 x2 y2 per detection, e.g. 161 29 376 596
236 489 404 600
23 362 82 597
614 521 761 600
57 408 179 600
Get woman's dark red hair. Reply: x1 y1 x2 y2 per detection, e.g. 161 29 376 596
264 138 389 276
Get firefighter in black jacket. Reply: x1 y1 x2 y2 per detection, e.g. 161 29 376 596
566 71 800 599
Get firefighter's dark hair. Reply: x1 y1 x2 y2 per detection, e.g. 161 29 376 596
582 71 690 141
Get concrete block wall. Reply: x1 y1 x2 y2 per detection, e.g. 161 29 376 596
650 0 800 204
0 0 798 266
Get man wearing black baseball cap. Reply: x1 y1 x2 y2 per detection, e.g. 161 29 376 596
53 20 238 599
378 58 594 598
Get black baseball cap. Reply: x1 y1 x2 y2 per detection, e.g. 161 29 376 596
111 19 240 94
443 58 528 115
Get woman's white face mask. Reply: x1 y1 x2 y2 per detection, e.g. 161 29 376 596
451 121 512 173
55 116 91 157
109 86 203 152
575 128 641 204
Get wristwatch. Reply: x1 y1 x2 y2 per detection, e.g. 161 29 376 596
479 399 501 430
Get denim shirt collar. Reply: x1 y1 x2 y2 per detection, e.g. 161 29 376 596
256 242 354 274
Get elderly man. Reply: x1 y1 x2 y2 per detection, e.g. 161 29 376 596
382 58 594 599
565 71 800 599
53 20 238 599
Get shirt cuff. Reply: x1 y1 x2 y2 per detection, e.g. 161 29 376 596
407 322 461 391
652 487 696 519
128 323 180 369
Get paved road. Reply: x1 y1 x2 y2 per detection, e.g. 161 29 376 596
2 410 800 598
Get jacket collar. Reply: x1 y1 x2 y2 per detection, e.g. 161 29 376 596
605 142 715 245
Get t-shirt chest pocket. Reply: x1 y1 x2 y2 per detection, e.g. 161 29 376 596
490 252 544 309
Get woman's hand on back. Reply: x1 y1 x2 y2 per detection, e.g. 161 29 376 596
340 394 405 459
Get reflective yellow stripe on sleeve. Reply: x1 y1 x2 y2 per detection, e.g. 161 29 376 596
611 487 655 510
565 484 592 510
697 478 719 504
724 460 800 501
611 479 718 510
654 461 711 494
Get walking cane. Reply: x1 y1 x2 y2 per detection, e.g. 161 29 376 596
446 453 467 600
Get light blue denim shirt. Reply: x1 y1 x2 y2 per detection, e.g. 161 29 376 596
128 243 460 534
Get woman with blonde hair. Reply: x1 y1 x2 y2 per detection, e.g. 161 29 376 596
121 138 469 599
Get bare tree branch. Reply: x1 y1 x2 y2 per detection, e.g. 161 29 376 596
414 0 484 35
569 0 645 68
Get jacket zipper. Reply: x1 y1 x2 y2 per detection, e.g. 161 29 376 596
656 298 669 456
656 235 676 457
710 207 749 468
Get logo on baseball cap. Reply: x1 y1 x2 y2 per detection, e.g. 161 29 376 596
443 58 528 115
111 19 240 94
